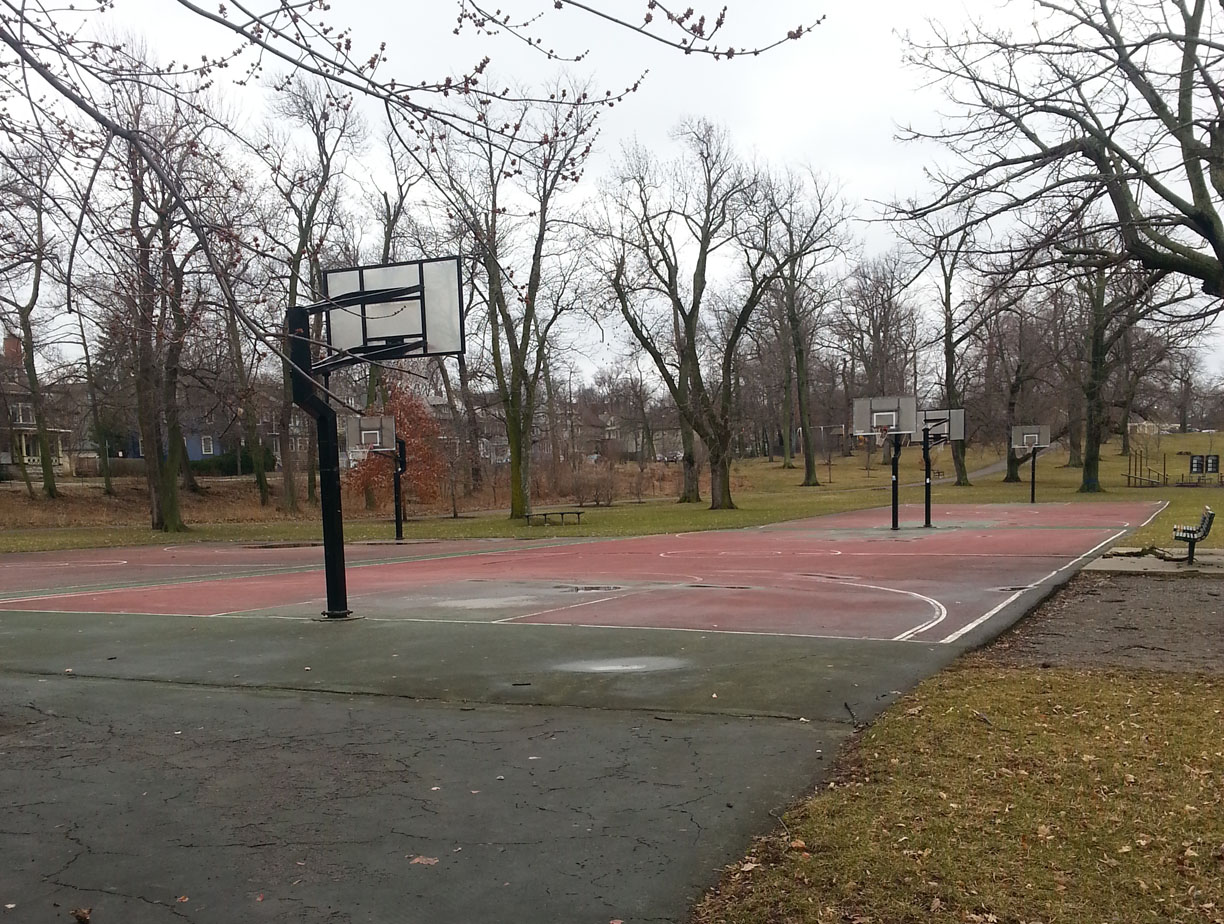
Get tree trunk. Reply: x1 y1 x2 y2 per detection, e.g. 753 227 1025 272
306 308 325 504
75 312 113 496
793 358 819 486
278 359 299 513
1079 302 1109 493
1006 447 1029 482
1066 380 1084 467
1002 364 1024 483
943 321 969 486
779 344 795 468
457 355 484 492
18 310 57 499
160 424 186 531
157 336 186 531
951 439 969 486
504 413 528 521
708 441 735 510
224 306 268 504
678 417 701 503
541 361 565 490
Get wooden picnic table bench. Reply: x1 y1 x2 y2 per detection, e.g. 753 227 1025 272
1172 505 1214 563
524 509 585 526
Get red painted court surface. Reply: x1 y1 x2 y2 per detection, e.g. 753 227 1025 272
0 502 1163 645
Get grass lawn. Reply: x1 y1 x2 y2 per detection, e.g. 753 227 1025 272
694 662 1224 924
2 435 1223 552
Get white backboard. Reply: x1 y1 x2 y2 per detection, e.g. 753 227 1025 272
319 257 464 370
852 396 917 436
1011 425 1051 449
918 408 966 441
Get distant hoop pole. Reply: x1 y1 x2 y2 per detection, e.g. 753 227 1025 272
923 425 932 528
1031 447 1038 504
891 431 902 531
394 437 406 541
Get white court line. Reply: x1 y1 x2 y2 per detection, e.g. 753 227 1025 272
15 560 129 568
360 615 901 642
659 549 842 558
937 508 1165 645
792 573 947 641
492 589 648 624
0 606 308 620
485 620 901 642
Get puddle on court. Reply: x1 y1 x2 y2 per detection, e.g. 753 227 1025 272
553 656 688 673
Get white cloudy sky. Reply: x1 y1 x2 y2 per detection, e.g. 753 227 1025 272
114 0 1007 229
98 0 1222 372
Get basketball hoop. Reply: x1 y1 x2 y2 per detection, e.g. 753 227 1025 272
875 425 894 446
348 446 370 467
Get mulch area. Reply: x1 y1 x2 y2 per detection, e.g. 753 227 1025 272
982 570 1224 675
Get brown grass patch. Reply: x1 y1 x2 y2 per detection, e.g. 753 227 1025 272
694 664 1224 924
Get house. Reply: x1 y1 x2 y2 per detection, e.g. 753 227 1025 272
0 333 73 477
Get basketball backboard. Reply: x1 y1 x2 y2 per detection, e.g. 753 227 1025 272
918 408 966 441
1011 425 1051 449
316 256 464 372
853 396 917 437
344 415 396 454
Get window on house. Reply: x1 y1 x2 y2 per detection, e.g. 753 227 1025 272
201 435 214 455
11 403 34 425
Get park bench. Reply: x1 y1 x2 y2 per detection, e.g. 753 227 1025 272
524 509 585 527
1172 505 1214 563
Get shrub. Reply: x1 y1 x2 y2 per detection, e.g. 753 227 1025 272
190 445 275 477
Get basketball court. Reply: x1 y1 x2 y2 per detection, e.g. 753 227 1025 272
0 501 1164 711
0 500 1163 923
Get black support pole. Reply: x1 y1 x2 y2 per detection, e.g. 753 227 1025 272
394 437 406 542
923 426 932 528
1030 447 1038 504
315 407 350 616
891 432 902 531
287 306 352 619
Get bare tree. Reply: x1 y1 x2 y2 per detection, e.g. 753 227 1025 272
764 167 847 485
420 80 600 519
250 77 363 512
598 120 836 509
0 147 59 497
904 0 1224 299
832 252 921 433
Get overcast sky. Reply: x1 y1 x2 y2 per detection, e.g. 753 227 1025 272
100 0 1222 373
114 0 1002 231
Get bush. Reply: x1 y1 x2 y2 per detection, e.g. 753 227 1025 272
190 445 275 477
